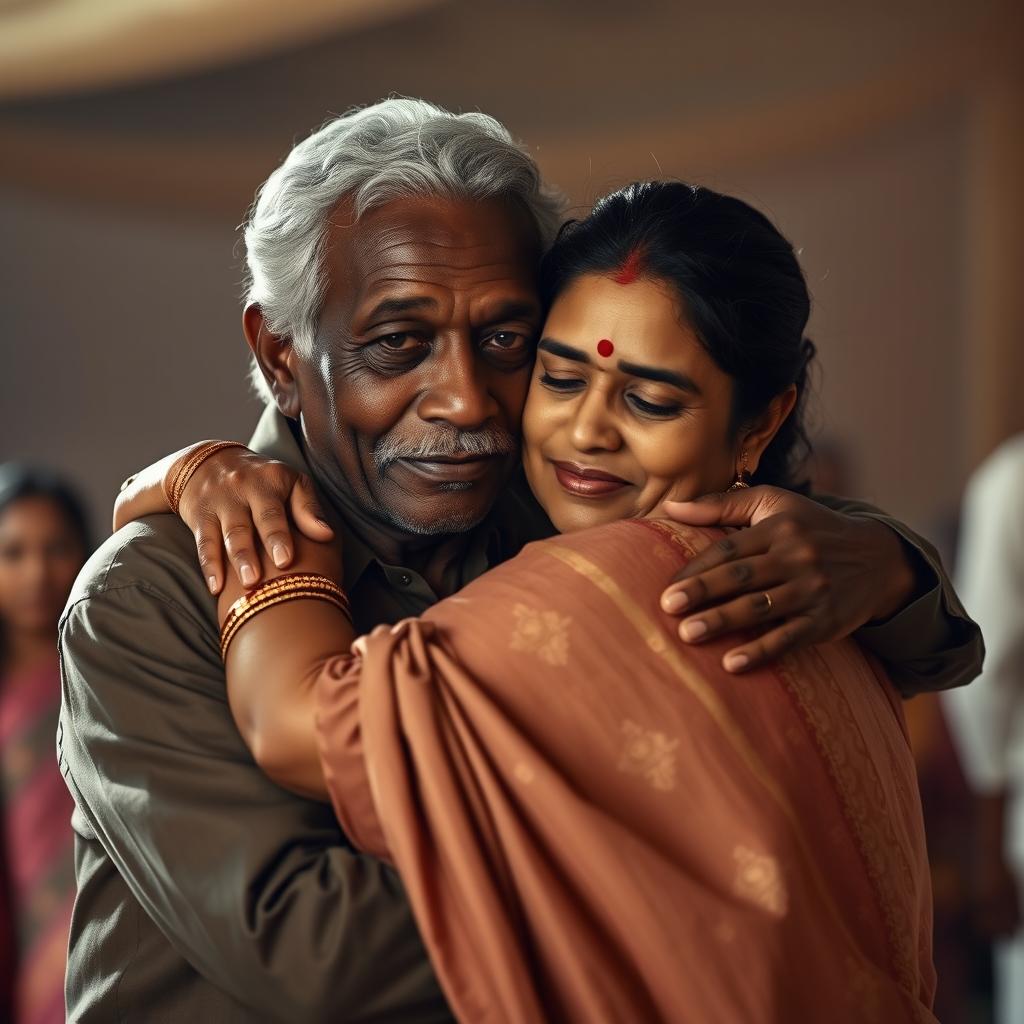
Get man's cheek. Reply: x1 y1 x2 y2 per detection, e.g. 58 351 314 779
495 371 532 425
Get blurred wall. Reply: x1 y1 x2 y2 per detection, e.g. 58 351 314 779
1 0 1020 545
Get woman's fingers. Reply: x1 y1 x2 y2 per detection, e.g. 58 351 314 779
675 579 810 645
222 515 263 589
194 517 226 595
289 474 334 542
251 497 295 569
720 615 817 673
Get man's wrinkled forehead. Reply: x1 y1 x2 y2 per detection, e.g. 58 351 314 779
323 195 542 312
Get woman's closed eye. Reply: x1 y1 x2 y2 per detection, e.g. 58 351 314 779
626 392 684 418
540 372 585 393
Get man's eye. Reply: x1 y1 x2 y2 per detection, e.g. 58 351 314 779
376 333 423 351
483 330 532 353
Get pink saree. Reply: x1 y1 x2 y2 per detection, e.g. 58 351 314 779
316 519 936 1023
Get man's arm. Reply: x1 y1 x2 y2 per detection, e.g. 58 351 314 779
660 488 982 695
60 544 448 1022
820 493 982 696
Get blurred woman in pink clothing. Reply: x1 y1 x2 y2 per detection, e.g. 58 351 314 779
0 465 88 1024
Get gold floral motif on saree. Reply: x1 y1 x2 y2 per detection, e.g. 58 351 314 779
543 528 933 1019
509 603 572 666
732 845 788 917
617 720 679 792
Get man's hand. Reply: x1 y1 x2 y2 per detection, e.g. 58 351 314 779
659 486 917 673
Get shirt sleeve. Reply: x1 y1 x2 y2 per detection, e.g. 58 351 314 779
813 493 983 697
59 580 449 1024
942 453 1024 792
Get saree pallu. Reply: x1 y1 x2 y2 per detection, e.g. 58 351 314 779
317 519 936 1024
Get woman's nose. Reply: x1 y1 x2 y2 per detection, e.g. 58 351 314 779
570 389 622 452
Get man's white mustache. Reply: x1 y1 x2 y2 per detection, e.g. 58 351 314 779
373 428 518 472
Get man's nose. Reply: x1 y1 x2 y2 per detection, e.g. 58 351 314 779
417 340 500 429
570 388 622 452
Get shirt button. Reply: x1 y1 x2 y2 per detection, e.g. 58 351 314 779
398 572 412 587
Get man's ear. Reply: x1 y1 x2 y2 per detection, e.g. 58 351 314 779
740 384 798 475
243 303 301 419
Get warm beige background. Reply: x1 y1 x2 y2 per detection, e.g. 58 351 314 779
1 0 1020 549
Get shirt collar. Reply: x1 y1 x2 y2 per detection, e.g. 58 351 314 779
245 405 504 594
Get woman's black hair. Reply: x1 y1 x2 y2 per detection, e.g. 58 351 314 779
0 464 91 667
0 463 91 558
539 181 816 491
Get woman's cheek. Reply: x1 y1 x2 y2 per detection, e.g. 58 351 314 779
634 422 728 498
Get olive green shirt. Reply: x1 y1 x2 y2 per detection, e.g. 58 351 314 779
58 407 981 1022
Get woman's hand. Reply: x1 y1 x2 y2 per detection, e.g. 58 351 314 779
175 446 334 593
657 486 917 672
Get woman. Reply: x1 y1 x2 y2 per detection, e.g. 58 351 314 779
119 183 936 1021
0 465 88 1024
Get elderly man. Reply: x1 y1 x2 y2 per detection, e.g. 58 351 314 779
59 99 980 1022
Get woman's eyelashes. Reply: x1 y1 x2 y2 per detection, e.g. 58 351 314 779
539 371 685 419
539 372 584 393
626 393 684 418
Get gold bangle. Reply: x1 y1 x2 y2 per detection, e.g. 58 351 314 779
220 573 349 636
220 591 351 661
220 575 351 644
165 441 248 515
220 589 351 661
219 573 351 661
220 573 347 628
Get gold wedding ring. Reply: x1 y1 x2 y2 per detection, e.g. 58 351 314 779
762 591 773 613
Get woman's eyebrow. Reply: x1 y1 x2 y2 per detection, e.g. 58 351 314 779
617 360 702 394
538 338 591 363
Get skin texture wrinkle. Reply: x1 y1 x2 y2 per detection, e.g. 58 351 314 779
244 195 543 581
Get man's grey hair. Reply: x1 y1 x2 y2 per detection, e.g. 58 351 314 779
243 97 566 401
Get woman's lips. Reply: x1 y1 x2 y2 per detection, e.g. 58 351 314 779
550 460 631 498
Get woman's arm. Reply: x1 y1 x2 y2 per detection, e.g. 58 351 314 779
113 444 199 528
113 441 333 592
219 534 353 801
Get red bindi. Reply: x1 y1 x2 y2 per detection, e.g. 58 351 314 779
596 339 614 358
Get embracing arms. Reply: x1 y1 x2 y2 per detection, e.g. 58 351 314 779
216 535 355 802
115 440 981 695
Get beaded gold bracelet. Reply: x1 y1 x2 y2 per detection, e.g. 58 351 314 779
164 440 249 515
219 573 351 661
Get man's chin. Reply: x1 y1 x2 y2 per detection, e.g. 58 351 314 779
385 505 490 537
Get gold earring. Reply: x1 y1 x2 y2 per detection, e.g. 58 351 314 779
728 451 751 491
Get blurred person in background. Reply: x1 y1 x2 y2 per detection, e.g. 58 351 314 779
944 434 1024 1024
0 465 88 1024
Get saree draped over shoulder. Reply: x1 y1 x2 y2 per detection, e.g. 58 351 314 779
316 519 936 1024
